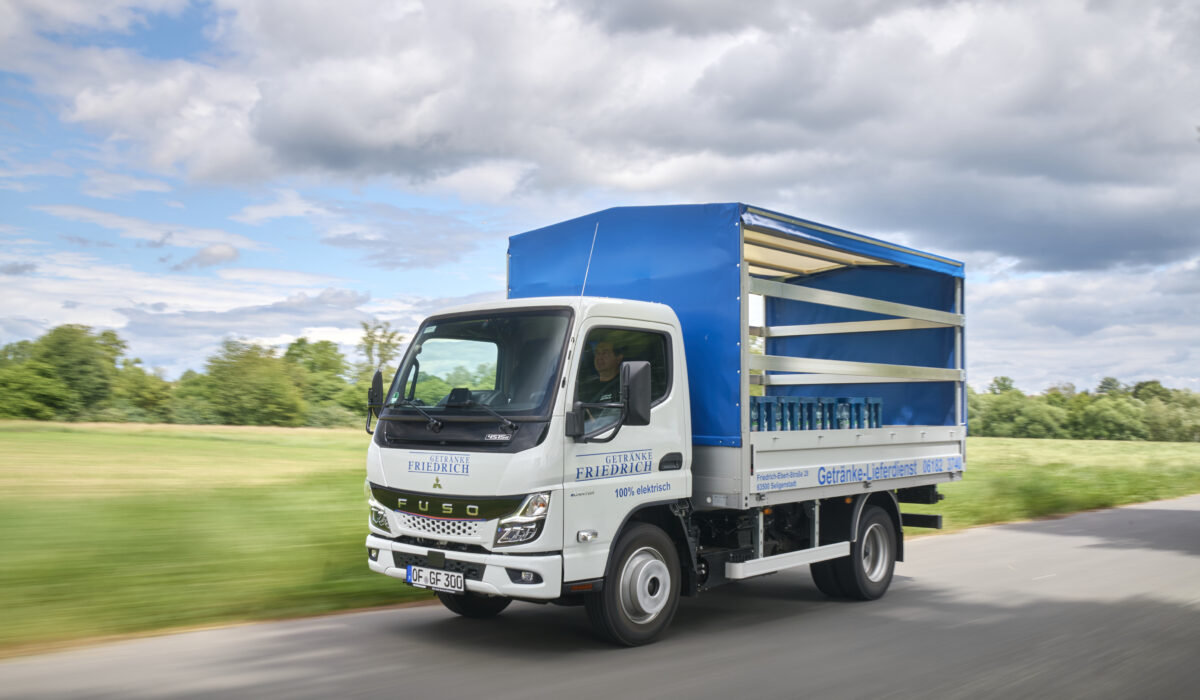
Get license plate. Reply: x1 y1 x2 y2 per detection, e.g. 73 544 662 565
406 565 465 593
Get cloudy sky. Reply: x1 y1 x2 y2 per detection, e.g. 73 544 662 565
1 0 1198 392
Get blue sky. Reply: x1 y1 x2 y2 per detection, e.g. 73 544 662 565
2 0 1199 392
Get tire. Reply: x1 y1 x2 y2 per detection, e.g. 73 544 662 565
585 523 681 646
436 591 512 618
809 559 845 598
831 505 896 600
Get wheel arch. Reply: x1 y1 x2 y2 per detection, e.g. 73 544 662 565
610 500 698 596
852 491 904 562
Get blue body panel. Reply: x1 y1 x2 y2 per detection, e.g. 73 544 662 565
508 204 744 446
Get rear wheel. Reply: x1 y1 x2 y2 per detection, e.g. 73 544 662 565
831 505 896 600
436 591 512 618
585 523 680 646
809 559 845 598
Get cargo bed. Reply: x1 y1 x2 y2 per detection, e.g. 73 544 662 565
692 205 965 510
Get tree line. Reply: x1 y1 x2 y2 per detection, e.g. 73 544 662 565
0 323 407 427
969 376 1200 442
3 324 1200 441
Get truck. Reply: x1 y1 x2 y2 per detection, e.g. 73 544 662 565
363 203 965 645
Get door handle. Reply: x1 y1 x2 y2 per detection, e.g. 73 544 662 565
658 452 683 471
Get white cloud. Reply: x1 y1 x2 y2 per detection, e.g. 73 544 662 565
36 204 266 251
0 157 74 191
0 262 37 275
231 189 328 223
216 267 346 286
2 0 1199 390
81 169 171 198
422 160 537 203
0 0 191 35
171 242 238 270
230 189 502 270
0 247 373 377
967 258 1200 392
4 0 1194 273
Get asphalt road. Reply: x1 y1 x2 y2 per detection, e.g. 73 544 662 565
4 495 1199 700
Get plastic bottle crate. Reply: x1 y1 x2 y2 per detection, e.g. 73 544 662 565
796 397 818 430
817 397 840 429
777 397 799 430
752 395 884 431
750 396 776 431
752 396 798 431
839 398 865 429
866 398 882 428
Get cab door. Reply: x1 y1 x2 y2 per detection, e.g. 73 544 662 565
561 318 690 583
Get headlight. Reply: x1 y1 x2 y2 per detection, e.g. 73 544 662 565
519 492 550 518
495 492 551 546
369 505 391 533
364 478 372 502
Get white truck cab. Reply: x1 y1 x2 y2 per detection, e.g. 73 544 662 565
365 204 965 645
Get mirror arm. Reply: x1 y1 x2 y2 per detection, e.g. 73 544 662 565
569 401 628 443
581 410 626 443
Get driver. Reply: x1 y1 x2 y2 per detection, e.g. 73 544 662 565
579 339 623 405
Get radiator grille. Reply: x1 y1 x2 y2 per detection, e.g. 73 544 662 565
397 513 484 539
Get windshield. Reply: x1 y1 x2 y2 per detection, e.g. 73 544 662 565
389 308 572 418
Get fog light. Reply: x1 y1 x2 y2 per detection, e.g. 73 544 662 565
506 568 543 584
368 548 379 561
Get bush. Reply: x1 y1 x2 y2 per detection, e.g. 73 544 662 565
206 341 307 427
304 404 359 428
0 361 71 420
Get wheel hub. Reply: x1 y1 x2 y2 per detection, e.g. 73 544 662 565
619 547 670 623
861 522 890 582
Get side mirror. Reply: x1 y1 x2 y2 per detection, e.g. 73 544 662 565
567 361 652 443
368 370 384 418
621 360 652 426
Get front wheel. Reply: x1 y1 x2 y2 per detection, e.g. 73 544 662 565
436 591 512 618
831 505 897 600
585 523 681 646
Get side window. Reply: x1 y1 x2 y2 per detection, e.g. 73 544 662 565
576 328 670 432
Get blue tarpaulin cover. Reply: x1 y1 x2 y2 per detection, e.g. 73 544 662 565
764 266 959 427
506 203 964 447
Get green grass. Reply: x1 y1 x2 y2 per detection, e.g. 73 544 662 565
1 423 1199 654
908 437 1200 530
0 422 430 655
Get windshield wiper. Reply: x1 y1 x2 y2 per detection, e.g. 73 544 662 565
387 398 443 433
446 388 518 432
468 400 519 432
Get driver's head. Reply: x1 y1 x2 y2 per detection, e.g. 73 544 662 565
593 340 623 379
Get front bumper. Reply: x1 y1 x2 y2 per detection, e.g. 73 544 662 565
366 534 563 600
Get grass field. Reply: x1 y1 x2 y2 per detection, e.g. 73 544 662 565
2 421 1199 655
0 421 428 656
911 438 1200 529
